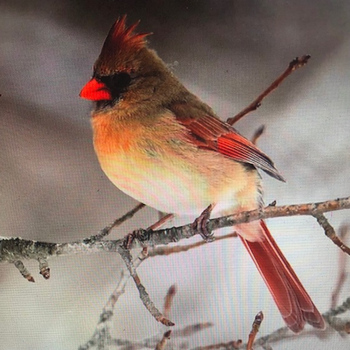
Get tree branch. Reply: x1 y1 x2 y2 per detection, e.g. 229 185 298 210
331 224 349 309
247 311 264 350
2 196 350 330
130 196 350 253
1 196 349 266
227 55 310 125
194 297 350 350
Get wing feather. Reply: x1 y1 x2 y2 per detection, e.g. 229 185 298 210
169 101 285 181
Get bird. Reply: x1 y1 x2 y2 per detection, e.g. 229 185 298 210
80 16 325 332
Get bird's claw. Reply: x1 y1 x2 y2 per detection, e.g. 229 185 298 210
192 204 215 242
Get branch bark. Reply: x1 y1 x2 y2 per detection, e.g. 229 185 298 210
227 55 310 125
1 196 349 266
1 196 349 329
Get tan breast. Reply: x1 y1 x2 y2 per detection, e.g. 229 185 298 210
91 109 260 216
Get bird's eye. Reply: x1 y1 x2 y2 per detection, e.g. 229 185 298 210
100 72 132 94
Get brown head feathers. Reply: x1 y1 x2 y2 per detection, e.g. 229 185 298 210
103 15 151 52
95 15 152 74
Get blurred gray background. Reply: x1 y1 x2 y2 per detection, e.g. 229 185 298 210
1 1 350 349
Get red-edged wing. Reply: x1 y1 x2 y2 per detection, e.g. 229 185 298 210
170 101 285 181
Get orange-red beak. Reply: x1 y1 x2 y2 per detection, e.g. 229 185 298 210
79 78 112 101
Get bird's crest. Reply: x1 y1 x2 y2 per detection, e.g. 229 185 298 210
100 15 151 56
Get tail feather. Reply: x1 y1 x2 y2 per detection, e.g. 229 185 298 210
240 220 325 333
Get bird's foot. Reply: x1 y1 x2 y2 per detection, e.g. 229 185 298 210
192 204 215 242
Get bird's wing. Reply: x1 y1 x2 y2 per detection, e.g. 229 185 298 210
170 101 285 181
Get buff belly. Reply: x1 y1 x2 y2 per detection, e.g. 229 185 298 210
97 148 259 219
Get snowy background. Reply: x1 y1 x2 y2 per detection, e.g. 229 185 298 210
1 1 350 349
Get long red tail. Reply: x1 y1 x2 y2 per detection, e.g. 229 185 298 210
240 220 325 332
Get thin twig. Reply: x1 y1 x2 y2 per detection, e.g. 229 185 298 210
150 213 174 230
149 232 238 257
324 296 350 317
323 296 350 333
192 339 242 350
117 244 175 327
313 213 350 255
163 284 177 319
175 323 213 337
118 213 176 327
246 312 264 350
38 258 50 279
155 330 172 350
239 297 350 349
79 248 149 350
80 213 176 349
78 270 126 350
331 224 349 309
227 55 310 125
13 260 35 282
89 202 145 241
251 125 265 145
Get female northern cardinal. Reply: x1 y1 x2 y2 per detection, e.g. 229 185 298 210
80 16 325 332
